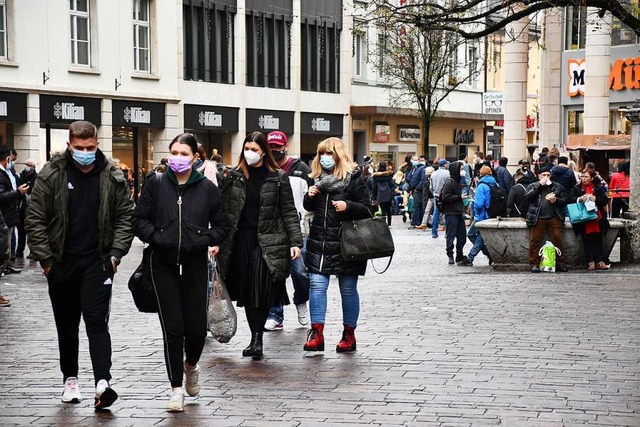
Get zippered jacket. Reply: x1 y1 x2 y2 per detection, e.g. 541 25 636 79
26 150 134 268
303 168 372 276
217 169 303 283
134 169 232 265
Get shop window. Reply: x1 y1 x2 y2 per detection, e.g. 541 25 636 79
70 0 91 66
301 20 341 93
133 0 150 72
183 0 235 84
565 6 587 50
246 12 290 89
0 0 7 60
568 110 583 135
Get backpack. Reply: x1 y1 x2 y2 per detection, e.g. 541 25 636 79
479 182 508 218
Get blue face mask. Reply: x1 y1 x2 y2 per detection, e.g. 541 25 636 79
72 149 97 166
411 161 419 166
320 154 335 170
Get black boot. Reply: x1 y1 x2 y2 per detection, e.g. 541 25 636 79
250 332 263 360
242 333 259 357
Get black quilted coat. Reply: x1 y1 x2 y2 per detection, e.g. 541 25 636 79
304 169 372 276
217 169 303 283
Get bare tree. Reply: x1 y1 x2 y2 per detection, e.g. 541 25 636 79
372 18 480 156
369 0 640 40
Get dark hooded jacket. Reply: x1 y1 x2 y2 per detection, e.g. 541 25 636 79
134 168 232 265
439 161 465 215
551 164 577 194
372 170 395 203
304 168 372 276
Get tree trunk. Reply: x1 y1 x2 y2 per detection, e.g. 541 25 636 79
422 118 431 159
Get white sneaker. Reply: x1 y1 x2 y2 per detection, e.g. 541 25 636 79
264 318 283 331
167 389 185 412
94 379 118 409
296 303 309 326
61 377 82 403
184 363 201 397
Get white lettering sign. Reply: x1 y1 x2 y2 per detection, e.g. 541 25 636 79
398 127 421 141
0 101 7 117
482 92 504 115
258 115 280 130
199 111 222 127
311 118 331 132
54 102 85 120
124 106 151 124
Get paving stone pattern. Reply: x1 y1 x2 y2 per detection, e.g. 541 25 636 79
1 216 639 426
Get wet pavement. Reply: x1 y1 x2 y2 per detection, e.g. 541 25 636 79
1 215 639 426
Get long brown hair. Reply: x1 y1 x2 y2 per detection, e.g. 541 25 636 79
236 131 279 178
309 137 356 180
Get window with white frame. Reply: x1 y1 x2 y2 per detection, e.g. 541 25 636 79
0 0 7 59
467 45 478 87
354 31 365 78
70 0 91 66
133 0 150 72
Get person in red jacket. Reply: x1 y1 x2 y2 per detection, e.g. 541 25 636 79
608 161 629 218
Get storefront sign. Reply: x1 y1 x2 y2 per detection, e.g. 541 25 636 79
567 56 640 97
374 124 390 143
40 95 102 126
300 112 343 135
0 91 27 122
246 108 294 134
454 129 475 144
398 127 421 141
483 92 504 114
184 104 239 132
112 100 165 128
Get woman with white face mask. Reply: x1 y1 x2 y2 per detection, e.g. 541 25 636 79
217 131 303 361
302 138 373 354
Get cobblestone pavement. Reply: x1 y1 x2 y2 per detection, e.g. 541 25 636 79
1 215 639 426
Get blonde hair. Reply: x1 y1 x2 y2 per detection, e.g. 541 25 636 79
309 137 356 180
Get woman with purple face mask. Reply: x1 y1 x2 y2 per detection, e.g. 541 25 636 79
133 133 232 412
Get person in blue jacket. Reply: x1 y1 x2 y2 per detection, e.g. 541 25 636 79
459 165 494 266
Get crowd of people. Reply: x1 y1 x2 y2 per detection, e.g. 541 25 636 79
375 148 630 274
1 119 632 413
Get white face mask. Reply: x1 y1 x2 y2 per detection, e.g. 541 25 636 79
460 170 466 177
244 149 263 166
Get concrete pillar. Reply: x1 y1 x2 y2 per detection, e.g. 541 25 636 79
13 93 41 168
583 11 612 135
540 10 563 150
619 100 640 263
503 17 529 166
233 0 247 161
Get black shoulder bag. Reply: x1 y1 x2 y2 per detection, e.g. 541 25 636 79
339 213 395 274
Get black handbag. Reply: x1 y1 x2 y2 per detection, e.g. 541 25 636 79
339 217 395 273
128 247 158 313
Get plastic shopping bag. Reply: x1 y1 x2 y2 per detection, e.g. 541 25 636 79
207 257 237 343
538 241 561 273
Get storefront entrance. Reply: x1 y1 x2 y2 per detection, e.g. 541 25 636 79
184 104 238 166
112 100 165 199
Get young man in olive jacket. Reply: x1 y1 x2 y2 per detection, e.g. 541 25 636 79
25 121 134 409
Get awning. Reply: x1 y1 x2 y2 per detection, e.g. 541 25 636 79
565 144 630 150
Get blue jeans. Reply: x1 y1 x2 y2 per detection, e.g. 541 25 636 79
411 190 424 226
268 239 309 323
309 273 359 327
467 220 489 261
431 197 441 236
393 195 403 214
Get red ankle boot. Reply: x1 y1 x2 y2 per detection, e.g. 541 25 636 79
336 325 356 352
303 323 324 351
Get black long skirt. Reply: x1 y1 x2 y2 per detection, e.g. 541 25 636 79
227 228 289 309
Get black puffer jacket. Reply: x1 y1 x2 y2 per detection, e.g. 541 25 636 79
551 164 577 194
524 181 567 226
134 169 232 264
439 161 465 215
568 181 610 235
217 169 303 283
304 169 372 276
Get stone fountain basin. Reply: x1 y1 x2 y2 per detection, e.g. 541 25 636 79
474 217 626 269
